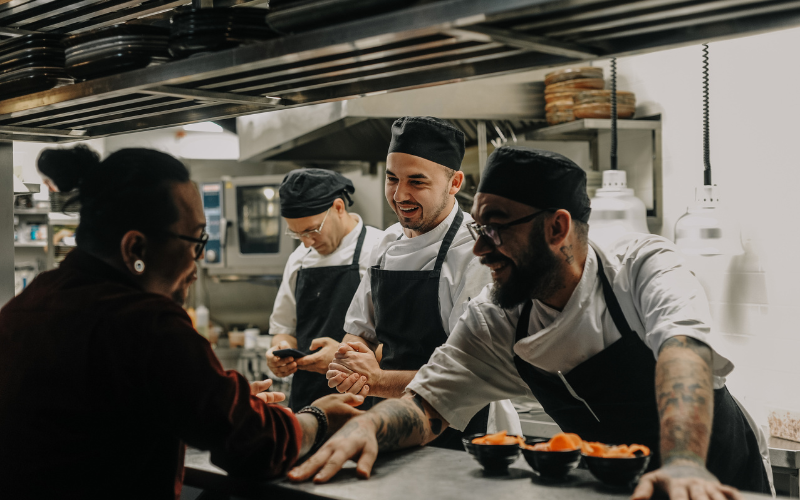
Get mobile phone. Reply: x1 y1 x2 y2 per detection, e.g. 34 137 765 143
273 348 309 359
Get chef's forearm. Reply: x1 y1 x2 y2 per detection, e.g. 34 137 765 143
363 393 449 451
370 370 417 399
655 335 714 467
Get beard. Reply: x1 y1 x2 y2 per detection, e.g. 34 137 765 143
395 188 450 234
482 220 562 309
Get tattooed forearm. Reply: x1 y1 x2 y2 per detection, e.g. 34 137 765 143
559 244 575 265
656 336 714 467
364 394 449 452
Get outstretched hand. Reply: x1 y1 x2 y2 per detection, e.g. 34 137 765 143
249 379 286 404
632 464 744 500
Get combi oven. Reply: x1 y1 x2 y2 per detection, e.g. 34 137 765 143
198 175 295 276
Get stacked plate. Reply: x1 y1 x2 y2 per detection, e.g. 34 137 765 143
64 25 171 81
0 34 71 100
544 67 605 125
169 7 278 59
573 90 636 119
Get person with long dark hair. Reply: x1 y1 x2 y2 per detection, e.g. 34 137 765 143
0 146 363 499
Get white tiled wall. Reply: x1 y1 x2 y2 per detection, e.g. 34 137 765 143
594 27 800 427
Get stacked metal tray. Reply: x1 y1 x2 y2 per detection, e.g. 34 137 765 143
0 34 71 100
64 25 171 82
169 7 278 59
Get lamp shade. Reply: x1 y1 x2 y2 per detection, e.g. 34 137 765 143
588 170 649 247
674 185 743 256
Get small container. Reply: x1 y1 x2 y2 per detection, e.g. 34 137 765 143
244 328 259 349
229 330 245 348
521 437 581 480
545 78 605 94
573 102 635 119
462 433 522 473
583 453 650 487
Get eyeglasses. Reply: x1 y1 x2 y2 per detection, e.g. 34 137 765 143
167 230 209 260
467 211 552 247
285 207 331 240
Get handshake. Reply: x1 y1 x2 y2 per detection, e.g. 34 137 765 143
266 338 381 397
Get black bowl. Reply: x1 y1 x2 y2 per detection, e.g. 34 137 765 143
583 453 651 487
462 433 521 472
520 437 581 479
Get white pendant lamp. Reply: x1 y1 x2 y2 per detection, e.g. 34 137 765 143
674 45 743 256
589 58 649 248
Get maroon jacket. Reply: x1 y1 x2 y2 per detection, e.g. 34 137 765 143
0 250 301 499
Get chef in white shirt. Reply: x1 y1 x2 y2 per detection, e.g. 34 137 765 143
289 147 773 500
266 168 383 412
325 116 521 448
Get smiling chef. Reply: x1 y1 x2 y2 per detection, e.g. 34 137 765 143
324 116 521 449
289 146 773 500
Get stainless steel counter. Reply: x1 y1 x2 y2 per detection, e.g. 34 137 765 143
184 446 772 500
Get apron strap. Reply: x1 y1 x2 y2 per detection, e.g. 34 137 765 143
594 251 638 340
351 224 368 266
432 208 464 273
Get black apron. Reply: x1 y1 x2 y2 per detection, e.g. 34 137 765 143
289 225 368 412
371 209 490 450
512 251 770 493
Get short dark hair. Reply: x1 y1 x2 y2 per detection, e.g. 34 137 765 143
573 220 589 247
38 146 190 258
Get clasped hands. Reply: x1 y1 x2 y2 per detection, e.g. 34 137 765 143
326 342 380 397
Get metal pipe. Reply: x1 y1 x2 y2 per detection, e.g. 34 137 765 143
610 57 617 170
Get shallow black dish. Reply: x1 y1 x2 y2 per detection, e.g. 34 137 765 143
582 453 651 487
462 433 522 472
0 69 72 100
66 51 169 81
520 437 582 479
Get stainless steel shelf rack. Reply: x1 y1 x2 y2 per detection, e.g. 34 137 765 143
2 0 800 143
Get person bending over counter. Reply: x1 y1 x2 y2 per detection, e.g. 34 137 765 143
0 146 362 500
290 147 772 500
326 116 521 448
266 168 383 411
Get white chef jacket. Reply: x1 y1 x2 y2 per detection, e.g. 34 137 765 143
407 233 771 485
344 202 521 435
268 214 384 336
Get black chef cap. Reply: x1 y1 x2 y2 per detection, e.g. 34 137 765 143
477 146 591 223
279 168 355 219
387 116 465 170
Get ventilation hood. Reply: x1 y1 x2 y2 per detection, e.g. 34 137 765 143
237 81 544 163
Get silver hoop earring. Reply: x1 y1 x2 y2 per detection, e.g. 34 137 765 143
134 260 145 273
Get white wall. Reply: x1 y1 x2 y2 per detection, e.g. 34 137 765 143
591 27 800 427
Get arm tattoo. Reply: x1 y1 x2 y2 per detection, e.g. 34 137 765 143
656 336 714 467
367 395 448 452
560 244 574 265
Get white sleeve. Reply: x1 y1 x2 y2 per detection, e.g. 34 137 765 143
627 238 734 377
268 256 300 336
448 256 492 332
342 270 378 346
406 295 532 431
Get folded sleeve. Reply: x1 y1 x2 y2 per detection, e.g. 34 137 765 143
343 271 378 346
407 293 531 431
146 308 301 478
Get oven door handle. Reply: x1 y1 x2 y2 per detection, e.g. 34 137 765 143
220 217 230 247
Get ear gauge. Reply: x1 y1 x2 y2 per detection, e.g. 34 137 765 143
134 260 145 274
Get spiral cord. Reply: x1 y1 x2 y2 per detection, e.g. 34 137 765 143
702 43 711 185
610 57 618 170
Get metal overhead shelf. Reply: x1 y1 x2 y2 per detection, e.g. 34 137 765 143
2 0 800 143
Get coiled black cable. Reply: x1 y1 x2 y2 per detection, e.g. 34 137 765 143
703 44 711 185
610 57 618 170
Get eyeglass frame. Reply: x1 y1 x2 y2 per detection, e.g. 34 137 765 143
166 229 210 260
467 210 553 247
285 207 331 240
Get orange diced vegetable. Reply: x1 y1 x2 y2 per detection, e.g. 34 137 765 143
472 431 525 445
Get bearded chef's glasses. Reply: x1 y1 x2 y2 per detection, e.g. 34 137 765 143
467 210 552 247
167 230 209 260
286 207 331 240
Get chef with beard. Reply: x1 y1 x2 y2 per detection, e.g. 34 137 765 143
289 146 772 500
324 116 521 448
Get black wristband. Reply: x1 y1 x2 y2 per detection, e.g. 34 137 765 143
297 405 328 456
